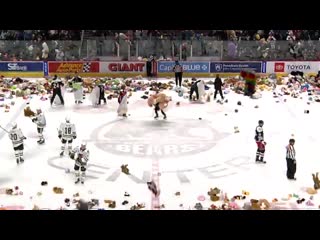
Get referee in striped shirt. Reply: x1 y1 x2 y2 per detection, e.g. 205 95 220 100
286 139 296 180
173 61 183 88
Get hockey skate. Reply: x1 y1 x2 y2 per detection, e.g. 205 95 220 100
154 115 159 119
19 158 24 163
38 139 45 144
75 178 80 184
16 159 20 164
256 159 266 164
60 151 64 157
163 115 167 120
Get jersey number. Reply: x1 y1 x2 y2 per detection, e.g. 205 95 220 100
11 134 17 140
65 127 72 135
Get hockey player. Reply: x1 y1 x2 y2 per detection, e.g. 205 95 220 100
58 117 77 157
69 142 89 184
8 123 26 164
98 83 106 105
189 79 201 100
50 75 64 106
189 79 206 102
32 108 46 144
255 120 266 163
148 92 171 119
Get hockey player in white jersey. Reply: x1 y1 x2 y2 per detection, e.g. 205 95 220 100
69 142 89 184
58 117 77 157
32 108 46 144
8 123 27 164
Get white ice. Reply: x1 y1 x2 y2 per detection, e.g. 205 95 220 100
0 78 319 210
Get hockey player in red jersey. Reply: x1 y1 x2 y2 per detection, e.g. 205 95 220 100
255 120 266 163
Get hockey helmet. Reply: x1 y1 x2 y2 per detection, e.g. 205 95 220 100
258 120 264 126
65 116 70 123
36 108 42 113
80 142 87 150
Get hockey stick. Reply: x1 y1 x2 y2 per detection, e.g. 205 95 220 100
0 125 9 133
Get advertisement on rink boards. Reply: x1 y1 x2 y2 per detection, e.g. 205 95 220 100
0 62 43 71
99 61 146 73
158 61 210 73
266 61 320 74
210 62 263 73
48 61 100 74
0 61 44 77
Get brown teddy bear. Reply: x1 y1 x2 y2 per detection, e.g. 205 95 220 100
208 187 220 201
130 203 145 210
259 199 271 210
312 173 320 190
5 188 13 195
147 93 171 110
121 165 130 175
104 200 116 208
250 199 261 210
24 106 36 117
249 199 271 210
53 187 64 194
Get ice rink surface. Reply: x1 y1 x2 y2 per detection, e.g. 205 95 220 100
0 78 319 210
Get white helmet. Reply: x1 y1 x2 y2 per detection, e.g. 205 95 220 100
11 122 17 129
36 108 42 113
65 116 70 123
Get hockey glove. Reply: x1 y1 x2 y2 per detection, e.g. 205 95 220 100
69 152 75 159
22 137 27 140
73 135 77 139
58 135 62 139
32 118 36 123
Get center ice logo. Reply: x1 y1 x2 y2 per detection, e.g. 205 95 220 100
90 119 230 158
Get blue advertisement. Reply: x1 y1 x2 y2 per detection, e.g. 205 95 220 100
262 62 267 73
158 61 210 73
43 61 48 76
0 62 44 72
210 62 262 73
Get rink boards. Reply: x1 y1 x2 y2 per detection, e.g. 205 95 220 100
0 61 319 78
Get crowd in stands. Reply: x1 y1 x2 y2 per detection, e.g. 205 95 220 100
0 30 320 61
1 30 320 41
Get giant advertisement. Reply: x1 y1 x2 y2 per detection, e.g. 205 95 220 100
158 61 210 73
210 62 263 73
99 61 146 73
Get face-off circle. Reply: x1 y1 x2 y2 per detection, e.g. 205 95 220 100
90 119 231 158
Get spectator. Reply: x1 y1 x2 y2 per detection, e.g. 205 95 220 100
42 42 49 60
55 47 65 61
